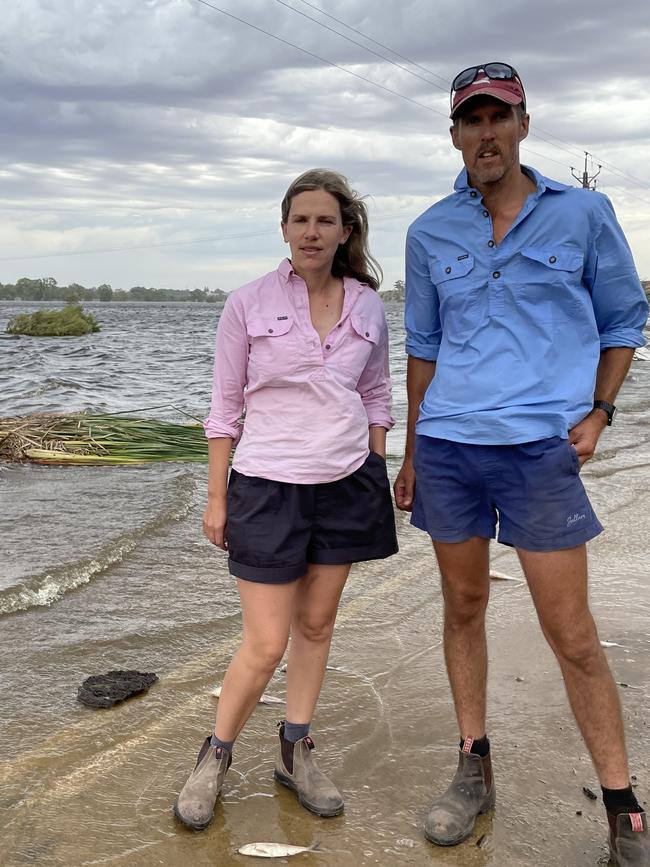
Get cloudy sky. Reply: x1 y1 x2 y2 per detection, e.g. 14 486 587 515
2 0 650 293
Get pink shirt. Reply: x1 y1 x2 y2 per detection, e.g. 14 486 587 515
204 259 394 484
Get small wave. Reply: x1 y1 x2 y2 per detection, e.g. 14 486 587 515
0 473 195 617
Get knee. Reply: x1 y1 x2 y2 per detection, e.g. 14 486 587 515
444 587 489 629
292 613 336 645
241 637 287 673
544 621 602 671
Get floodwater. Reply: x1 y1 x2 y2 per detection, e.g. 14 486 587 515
0 301 649 867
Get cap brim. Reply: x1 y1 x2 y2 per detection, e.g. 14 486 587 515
451 85 523 119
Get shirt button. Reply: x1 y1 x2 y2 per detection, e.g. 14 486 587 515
337 323 342 328
470 191 477 198
325 344 331 350
365 331 370 337
549 255 557 263
492 271 501 279
445 266 452 274
488 240 495 247
483 210 489 217
267 328 274 333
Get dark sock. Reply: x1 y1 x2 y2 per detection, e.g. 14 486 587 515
210 734 234 752
459 735 490 757
602 785 643 815
283 721 310 743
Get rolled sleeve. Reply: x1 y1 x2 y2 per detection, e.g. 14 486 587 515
404 229 442 360
203 293 248 443
586 196 649 350
356 315 395 429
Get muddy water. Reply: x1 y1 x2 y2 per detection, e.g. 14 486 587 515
1 302 648 866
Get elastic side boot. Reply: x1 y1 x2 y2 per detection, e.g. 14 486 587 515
174 737 231 830
274 724 344 817
424 748 495 846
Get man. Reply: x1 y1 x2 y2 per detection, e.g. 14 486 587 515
394 62 649 865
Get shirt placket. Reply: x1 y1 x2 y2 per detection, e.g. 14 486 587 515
469 191 504 318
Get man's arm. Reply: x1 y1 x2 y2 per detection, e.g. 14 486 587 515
393 356 436 510
569 347 635 465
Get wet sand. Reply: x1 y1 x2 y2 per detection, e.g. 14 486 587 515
1 490 648 867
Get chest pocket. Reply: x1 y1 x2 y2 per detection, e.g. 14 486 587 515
517 246 584 323
332 311 379 386
246 315 298 376
429 254 481 338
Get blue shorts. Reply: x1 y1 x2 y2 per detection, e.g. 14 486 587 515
411 435 603 552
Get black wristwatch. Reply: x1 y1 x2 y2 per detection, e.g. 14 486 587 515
593 400 616 426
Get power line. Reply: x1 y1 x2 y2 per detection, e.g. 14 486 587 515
291 0 450 88
279 0 650 191
0 229 279 262
274 0 448 93
192 0 450 119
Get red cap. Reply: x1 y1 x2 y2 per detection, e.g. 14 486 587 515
451 74 525 119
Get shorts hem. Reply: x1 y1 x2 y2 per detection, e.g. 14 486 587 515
498 519 604 552
308 541 398 565
410 513 495 544
228 557 306 584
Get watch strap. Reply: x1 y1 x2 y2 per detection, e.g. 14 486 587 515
593 400 616 425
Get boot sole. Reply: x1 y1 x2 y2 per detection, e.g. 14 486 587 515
274 770 344 818
424 791 496 847
173 800 213 831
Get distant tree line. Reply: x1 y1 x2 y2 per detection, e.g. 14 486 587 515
0 277 227 303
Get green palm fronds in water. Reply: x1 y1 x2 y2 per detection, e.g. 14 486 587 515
0 412 209 465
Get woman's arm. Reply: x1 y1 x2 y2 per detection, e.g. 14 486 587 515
203 437 233 550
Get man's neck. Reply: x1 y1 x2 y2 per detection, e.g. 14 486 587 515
470 165 535 214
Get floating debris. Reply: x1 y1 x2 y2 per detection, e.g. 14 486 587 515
237 841 319 858
489 570 520 582
582 786 598 801
77 670 158 708
211 685 283 705
0 411 207 465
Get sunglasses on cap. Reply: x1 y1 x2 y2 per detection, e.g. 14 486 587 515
451 62 522 93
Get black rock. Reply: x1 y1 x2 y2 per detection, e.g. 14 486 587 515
77 670 158 708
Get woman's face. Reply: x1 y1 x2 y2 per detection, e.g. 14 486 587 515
282 189 352 277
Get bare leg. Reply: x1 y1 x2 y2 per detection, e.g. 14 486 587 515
433 537 491 739
518 545 629 788
285 563 351 724
214 578 299 742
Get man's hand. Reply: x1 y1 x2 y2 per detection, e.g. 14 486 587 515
203 495 228 550
568 410 608 466
394 458 416 511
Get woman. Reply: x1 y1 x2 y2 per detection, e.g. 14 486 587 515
174 168 397 830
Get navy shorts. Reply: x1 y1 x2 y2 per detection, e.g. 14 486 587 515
226 451 398 583
411 435 603 552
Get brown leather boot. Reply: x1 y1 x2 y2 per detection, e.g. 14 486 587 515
274 724 344 817
174 737 231 830
424 748 495 846
608 811 650 866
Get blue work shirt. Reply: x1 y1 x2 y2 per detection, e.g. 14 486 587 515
405 166 648 444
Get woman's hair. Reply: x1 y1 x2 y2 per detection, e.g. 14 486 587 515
281 168 382 290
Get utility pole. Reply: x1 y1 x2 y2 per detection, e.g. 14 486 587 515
571 152 601 189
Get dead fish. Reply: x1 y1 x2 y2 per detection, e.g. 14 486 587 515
237 841 319 858
489 570 520 581
600 640 622 648
210 686 284 705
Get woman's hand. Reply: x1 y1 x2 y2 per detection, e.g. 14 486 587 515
203 495 228 550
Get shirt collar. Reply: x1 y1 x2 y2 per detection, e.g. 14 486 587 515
278 258 364 295
454 165 570 197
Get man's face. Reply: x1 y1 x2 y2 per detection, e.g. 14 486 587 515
450 97 530 187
